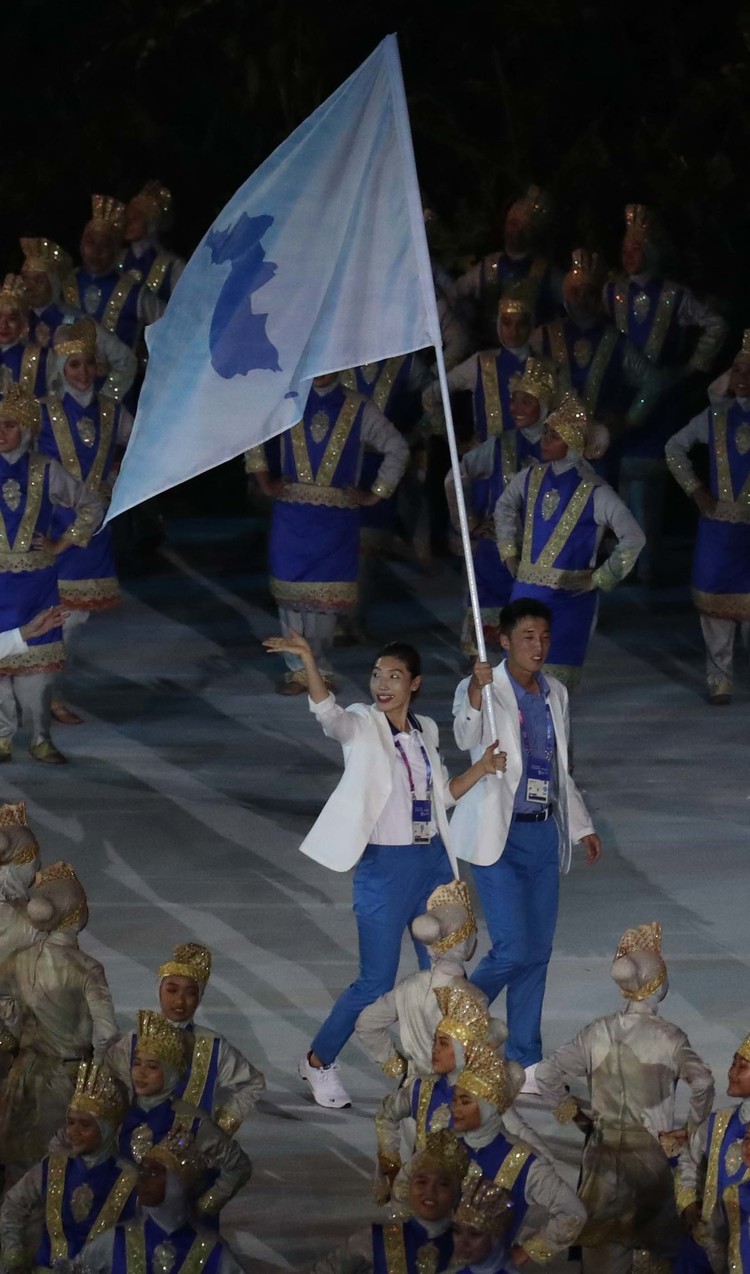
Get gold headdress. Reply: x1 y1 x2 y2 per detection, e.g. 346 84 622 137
0 384 41 435
454 1177 515 1235
33 861 87 929
143 1122 204 1184
130 180 173 227
426 880 476 955
410 1129 469 1188
135 1009 189 1073
0 274 28 312
566 248 603 287
20 237 72 279
613 921 667 1001
737 1034 750 1063
0 802 39 866
158 942 212 991
509 356 557 409
457 1043 515 1113
53 318 97 362
547 392 588 454
88 194 126 236
734 330 750 366
624 203 652 244
498 280 534 318
510 185 551 231
434 986 490 1048
69 1061 127 1127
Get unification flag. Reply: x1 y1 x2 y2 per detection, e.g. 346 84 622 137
107 34 441 520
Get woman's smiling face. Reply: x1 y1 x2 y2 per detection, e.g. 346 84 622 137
369 656 421 715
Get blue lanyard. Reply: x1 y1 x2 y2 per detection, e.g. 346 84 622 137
518 698 554 762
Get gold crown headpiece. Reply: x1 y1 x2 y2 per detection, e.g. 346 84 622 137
158 942 212 990
130 180 173 226
547 392 589 454
20 237 72 279
69 1061 127 1127
135 1009 189 1073
410 1129 469 1188
510 356 557 409
434 986 490 1049
0 802 39 866
33 861 87 929
89 194 126 236
614 921 667 1002
143 1121 204 1184
737 1034 750 1063
426 880 476 955
0 273 28 312
53 318 97 362
567 248 602 286
498 280 534 318
624 203 653 243
454 1177 515 1235
511 184 551 230
734 330 750 366
457 1042 514 1113
0 384 41 435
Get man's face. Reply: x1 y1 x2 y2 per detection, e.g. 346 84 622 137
159 974 200 1023
500 615 552 678
452 1223 493 1265
131 1051 166 1097
727 1052 750 1098
137 1157 168 1207
0 305 24 345
504 205 531 255
498 311 531 351
450 1087 482 1132
431 1031 457 1075
0 418 22 453
81 227 118 275
621 234 646 276
563 277 601 323
21 266 52 309
510 390 541 431
408 1167 456 1223
65 1109 101 1156
729 358 750 399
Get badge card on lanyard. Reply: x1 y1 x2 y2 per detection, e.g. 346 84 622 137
393 724 433 844
518 700 554 804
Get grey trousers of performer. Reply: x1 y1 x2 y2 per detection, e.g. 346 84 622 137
278 608 336 675
700 614 750 694
0 672 55 744
52 611 90 700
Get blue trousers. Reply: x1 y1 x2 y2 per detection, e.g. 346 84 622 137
470 817 560 1066
310 836 453 1065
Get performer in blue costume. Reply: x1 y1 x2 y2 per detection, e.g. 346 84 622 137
83 1126 245 1273
118 1010 251 1225
494 394 645 688
451 186 561 342
0 1062 137 1270
0 275 47 399
446 357 556 656
120 179 185 304
677 1033 750 1272
308 1131 467 1274
451 1177 516 1274
21 236 137 404
0 384 103 765
452 1043 585 1262
666 332 750 704
252 373 409 693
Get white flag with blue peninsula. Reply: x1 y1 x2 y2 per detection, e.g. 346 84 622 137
107 33 440 520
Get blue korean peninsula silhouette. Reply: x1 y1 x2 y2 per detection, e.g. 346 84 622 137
206 212 281 378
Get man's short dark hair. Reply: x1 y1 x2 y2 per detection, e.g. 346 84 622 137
499 597 553 635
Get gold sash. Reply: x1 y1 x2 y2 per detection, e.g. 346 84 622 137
103 275 139 336
709 411 750 522
289 394 360 487
702 1109 734 1221
582 327 618 413
382 1223 439 1274
519 464 595 579
494 1140 533 1189
478 353 506 437
644 284 678 364
414 1077 436 1150
125 1223 217 1272
182 1033 214 1108
46 1156 136 1263
19 344 41 395
145 252 172 296
47 397 115 492
0 452 47 553
371 356 407 415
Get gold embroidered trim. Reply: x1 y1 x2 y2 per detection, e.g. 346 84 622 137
582 327 618 414
554 1096 579 1124
0 452 46 552
144 252 171 296
675 1175 698 1213
693 589 750 622
372 356 406 414
709 410 750 517
86 1167 138 1243
46 1154 69 1264
479 353 505 437
19 344 41 395
517 562 592 589
269 577 357 611
59 577 120 609
244 444 268 473
494 1142 532 1190
415 1077 436 1150
521 1233 557 1263
103 275 138 337
215 1106 241 1136
613 282 629 337
521 466 595 572
47 398 81 480
723 1182 745 1274
499 433 519 490
382 1053 407 1079
182 1033 213 1108
383 1223 409 1274
644 284 678 364
0 641 65 675
290 395 359 487
278 482 358 509
547 321 572 393
0 548 55 571
620 968 667 1001
702 1109 733 1221
125 1223 147 1273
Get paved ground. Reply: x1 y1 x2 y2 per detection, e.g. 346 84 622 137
6 510 749 1270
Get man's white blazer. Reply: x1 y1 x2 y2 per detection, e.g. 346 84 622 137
300 700 458 876
450 661 594 871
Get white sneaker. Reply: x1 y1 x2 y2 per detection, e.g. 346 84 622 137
298 1053 352 1108
520 1063 541 1096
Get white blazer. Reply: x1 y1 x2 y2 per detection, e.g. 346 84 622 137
450 661 594 871
300 696 458 875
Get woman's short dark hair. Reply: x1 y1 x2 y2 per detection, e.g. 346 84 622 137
373 642 422 679
499 598 553 635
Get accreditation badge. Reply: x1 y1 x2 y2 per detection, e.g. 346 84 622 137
526 757 551 804
412 799 432 844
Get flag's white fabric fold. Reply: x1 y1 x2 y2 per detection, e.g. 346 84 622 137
107 34 441 519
